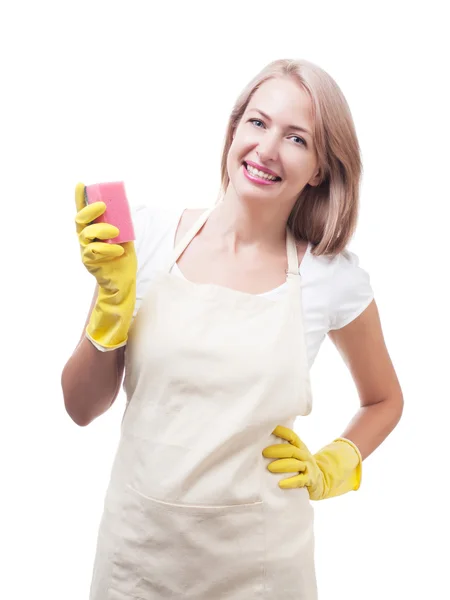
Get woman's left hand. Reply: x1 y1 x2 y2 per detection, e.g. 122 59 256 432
262 425 362 501
262 425 324 496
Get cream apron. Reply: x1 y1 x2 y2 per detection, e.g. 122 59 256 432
89 206 317 599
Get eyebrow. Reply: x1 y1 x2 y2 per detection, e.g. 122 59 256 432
249 108 312 137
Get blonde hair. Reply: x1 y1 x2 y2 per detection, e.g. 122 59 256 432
219 59 363 256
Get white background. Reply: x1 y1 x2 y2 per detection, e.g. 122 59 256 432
1 1 449 598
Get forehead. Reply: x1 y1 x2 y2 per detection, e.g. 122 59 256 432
246 77 313 126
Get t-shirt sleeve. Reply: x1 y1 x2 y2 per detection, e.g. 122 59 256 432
131 203 151 259
130 203 181 320
328 249 374 331
130 203 154 320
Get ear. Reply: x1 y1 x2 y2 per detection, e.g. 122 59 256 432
308 167 321 187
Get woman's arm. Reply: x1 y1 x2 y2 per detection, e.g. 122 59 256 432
328 299 404 460
262 299 401 499
61 285 126 426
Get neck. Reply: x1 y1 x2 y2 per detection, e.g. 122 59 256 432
205 186 292 252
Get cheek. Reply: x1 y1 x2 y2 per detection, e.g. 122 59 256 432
230 126 255 156
226 146 239 182
285 154 316 183
227 138 245 173
229 135 243 158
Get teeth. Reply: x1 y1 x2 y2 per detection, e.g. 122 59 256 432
246 164 278 181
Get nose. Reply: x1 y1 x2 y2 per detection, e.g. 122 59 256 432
256 132 280 163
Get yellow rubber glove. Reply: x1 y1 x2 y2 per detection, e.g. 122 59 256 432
262 425 362 500
75 182 137 351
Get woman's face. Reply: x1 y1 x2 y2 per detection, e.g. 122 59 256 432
227 77 320 211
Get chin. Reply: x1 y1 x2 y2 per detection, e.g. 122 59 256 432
230 164 273 202
235 188 278 209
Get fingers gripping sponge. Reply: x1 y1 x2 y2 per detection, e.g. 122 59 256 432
84 181 135 244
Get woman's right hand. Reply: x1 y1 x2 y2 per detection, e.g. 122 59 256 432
75 182 137 351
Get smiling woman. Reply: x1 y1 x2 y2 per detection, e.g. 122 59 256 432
63 58 403 600
223 77 322 232
220 59 362 256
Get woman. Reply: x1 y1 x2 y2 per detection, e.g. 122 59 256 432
62 58 403 599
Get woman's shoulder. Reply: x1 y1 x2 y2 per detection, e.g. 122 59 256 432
174 208 206 244
306 243 368 278
310 246 373 330
131 203 183 231
130 203 184 254
329 248 371 293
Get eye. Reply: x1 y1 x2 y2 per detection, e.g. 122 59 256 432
291 135 307 147
249 118 265 128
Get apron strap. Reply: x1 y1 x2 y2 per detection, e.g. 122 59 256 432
166 205 217 272
285 228 300 276
285 228 302 299
167 205 300 286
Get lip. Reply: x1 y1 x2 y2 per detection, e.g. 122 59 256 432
244 160 281 179
242 163 279 186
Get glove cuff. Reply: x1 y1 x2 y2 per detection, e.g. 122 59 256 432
333 437 363 492
313 437 363 500
85 329 128 352
86 280 136 351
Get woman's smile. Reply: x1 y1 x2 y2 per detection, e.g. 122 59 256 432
242 161 282 186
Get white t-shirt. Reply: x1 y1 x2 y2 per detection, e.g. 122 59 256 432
131 204 374 369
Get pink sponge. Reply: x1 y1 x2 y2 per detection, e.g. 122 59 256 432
84 181 135 244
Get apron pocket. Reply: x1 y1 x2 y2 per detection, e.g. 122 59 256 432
109 484 265 599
